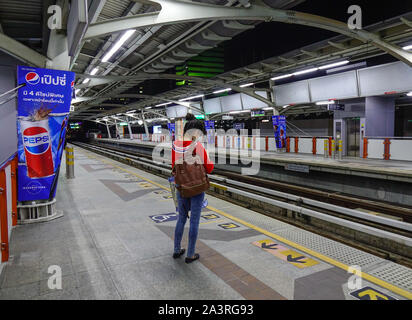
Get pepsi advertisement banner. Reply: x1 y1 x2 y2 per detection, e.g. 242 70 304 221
17 66 75 202
272 115 286 149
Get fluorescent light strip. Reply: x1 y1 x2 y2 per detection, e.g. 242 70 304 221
316 100 335 105
263 107 274 111
318 60 349 70
407 91 412 96
403 45 412 50
213 88 231 94
90 67 99 75
126 110 136 113
239 83 254 88
82 78 90 84
282 105 290 108
179 94 204 101
155 102 172 107
293 68 319 76
270 74 292 81
145 106 152 109
102 29 136 63
230 110 250 114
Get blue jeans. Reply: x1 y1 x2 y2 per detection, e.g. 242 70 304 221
174 191 205 258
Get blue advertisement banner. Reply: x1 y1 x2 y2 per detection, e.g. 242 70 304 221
205 120 215 144
167 123 176 141
272 115 287 149
17 66 75 201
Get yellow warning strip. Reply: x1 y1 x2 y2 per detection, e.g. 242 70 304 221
82 149 412 300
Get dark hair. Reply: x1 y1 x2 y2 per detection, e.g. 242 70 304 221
185 113 196 121
184 120 206 135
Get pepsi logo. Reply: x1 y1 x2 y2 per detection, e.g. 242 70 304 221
25 72 40 85
23 127 50 155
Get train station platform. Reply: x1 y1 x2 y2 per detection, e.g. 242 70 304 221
1 144 411 300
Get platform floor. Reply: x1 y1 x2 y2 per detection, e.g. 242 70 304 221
1 145 411 300
101 138 412 178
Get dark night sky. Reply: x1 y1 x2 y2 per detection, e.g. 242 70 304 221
224 0 412 70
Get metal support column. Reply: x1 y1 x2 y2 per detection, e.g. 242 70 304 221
338 140 343 160
65 147 75 179
141 110 149 136
106 121 111 139
127 120 133 140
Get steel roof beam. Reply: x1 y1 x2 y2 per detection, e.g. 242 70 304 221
84 0 412 66
0 33 49 67
75 72 275 108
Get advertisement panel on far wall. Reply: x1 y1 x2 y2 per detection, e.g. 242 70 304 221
167 123 176 141
272 115 286 149
205 120 215 144
16 66 75 202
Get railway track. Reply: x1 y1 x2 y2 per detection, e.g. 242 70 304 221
72 141 412 266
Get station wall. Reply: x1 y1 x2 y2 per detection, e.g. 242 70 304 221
0 51 20 166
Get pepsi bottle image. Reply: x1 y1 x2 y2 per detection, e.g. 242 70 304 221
20 119 54 178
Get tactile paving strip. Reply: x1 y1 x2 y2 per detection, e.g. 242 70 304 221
275 228 385 269
220 206 291 233
369 263 412 292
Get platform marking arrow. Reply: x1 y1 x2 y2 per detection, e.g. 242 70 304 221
252 240 319 269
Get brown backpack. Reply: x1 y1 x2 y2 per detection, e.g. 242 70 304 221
172 155 210 198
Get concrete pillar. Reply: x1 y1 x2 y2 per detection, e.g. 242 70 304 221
269 79 279 116
46 30 70 71
127 121 133 140
105 122 111 139
365 96 395 137
141 110 149 136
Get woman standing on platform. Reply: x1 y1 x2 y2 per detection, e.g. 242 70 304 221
172 119 214 263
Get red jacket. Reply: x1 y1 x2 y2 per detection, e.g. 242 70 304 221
172 140 214 174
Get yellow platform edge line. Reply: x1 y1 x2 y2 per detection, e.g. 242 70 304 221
82 149 412 300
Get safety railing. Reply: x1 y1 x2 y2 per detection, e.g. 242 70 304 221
363 137 412 161
0 153 17 265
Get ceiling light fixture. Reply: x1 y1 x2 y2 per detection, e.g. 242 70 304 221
403 45 412 50
318 60 350 70
102 29 136 63
155 102 172 107
179 94 204 102
270 74 292 81
316 100 335 105
239 83 254 88
213 88 231 94
293 68 319 76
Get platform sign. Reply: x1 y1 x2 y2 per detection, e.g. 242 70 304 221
272 115 286 149
16 66 75 201
253 239 319 269
350 287 396 300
